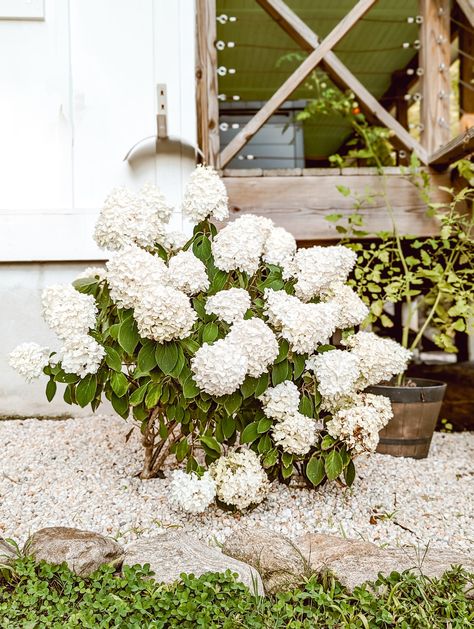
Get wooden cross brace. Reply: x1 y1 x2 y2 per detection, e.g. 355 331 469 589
218 0 429 168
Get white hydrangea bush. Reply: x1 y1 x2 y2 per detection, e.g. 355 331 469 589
8 164 412 512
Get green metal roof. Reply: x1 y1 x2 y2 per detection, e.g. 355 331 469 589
216 0 419 159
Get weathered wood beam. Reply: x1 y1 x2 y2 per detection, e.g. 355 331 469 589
456 0 474 27
219 0 377 168
419 0 451 153
429 126 474 165
457 4 474 132
195 0 219 166
255 0 428 162
221 169 451 239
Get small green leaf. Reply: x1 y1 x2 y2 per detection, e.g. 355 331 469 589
263 448 278 468
156 342 179 375
46 379 57 402
299 395 313 417
321 435 335 450
176 439 190 462
145 382 162 408
105 346 122 372
272 360 290 386
111 392 129 418
257 417 273 433
224 391 242 416
306 456 325 486
258 434 272 454
255 373 269 397
202 322 219 344
118 317 139 355
76 374 97 408
183 374 200 398
292 353 306 379
129 383 149 406
240 422 259 444
200 435 221 454
241 376 259 399
344 459 356 486
137 341 157 373
222 416 236 439
317 344 336 353
325 450 343 481
110 371 129 398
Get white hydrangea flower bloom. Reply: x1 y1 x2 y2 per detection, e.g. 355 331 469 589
263 288 299 328
8 342 50 382
264 289 338 354
167 250 209 296
60 334 105 377
326 393 393 454
181 165 229 224
262 226 296 275
271 412 320 455
209 448 270 510
205 288 251 324
306 349 360 398
42 285 98 341
106 244 168 310
161 230 188 252
259 380 300 421
168 470 216 513
227 318 279 377
75 267 107 282
292 245 357 301
94 184 172 251
344 331 412 388
320 282 369 329
280 301 338 354
191 338 247 396
212 215 274 276
133 285 197 342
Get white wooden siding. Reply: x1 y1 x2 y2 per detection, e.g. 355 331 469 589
0 0 196 262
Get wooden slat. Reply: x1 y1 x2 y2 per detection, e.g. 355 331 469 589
322 51 428 162
429 126 474 165
255 0 428 162
221 171 451 239
218 0 377 168
456 0 474 27
458 5 474 132
419 0 451 153
195 0 219 166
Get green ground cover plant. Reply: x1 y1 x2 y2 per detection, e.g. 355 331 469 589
0 557 472 628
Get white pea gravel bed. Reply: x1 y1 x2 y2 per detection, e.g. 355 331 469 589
0 415 473 553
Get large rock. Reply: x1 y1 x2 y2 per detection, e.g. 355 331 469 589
223 528 474 594
222 528 307 593
0 538 18 562
24 527 124 576
123 531 264 595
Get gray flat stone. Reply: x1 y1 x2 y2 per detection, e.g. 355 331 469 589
123 531 264 595
223 528 474 595
24 526 124 577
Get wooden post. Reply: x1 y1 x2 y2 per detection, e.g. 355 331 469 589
196 0 220 166
458 6 474 132
418 0 451 153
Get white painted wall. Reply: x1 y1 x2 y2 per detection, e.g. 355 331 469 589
0 0 197 415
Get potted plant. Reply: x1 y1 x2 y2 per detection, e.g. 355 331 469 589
329 157 474 458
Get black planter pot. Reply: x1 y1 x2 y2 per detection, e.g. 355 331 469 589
366 378 447 459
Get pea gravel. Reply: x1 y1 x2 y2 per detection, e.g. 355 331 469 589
0 415 472 553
